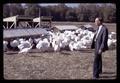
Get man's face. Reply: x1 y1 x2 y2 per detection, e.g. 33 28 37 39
95 18 101 26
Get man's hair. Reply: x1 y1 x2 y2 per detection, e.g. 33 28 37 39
96 17 103 23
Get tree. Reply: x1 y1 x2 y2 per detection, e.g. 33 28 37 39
3 4 24 17
3 4 10 18
65 8 77 21
24 4 40 17
3 3 116 23
100 4 116 23
75 4 87 22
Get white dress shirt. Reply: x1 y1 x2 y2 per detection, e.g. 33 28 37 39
94 25 103 41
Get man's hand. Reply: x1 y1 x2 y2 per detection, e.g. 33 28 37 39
98 49 102 54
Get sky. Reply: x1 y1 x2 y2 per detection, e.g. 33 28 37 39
21 3 115 8
39 3 80 8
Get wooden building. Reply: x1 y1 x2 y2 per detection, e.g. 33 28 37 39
3 15 33 29
33 16 52 28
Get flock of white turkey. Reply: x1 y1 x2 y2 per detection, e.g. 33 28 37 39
3 25 116 54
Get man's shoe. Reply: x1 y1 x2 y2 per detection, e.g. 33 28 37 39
93 75 99 79
99 71 102 74
93 77 99 80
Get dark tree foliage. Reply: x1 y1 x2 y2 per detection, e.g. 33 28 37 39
3 3 116 23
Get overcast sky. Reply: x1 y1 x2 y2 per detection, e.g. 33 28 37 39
40 3 80 8
20 3 115 8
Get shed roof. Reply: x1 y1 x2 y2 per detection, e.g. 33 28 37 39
33 17 41 22
3 15 17 22
3 28 48 39
33 16 52 22
54 25 79 31
3 15 33 22
84 24 93 28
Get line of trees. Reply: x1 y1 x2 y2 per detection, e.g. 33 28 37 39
3 3 116 23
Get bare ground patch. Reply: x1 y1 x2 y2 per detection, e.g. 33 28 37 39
4 49 116 80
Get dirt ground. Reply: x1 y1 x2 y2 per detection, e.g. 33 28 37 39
3 22 116 80
4 49 116 80
52 22 116 32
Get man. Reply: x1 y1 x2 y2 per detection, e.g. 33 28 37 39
91 17 108 79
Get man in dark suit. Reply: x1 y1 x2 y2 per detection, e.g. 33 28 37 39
91 17 108 79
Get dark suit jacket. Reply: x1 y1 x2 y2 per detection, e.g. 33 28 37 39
91 25 108 53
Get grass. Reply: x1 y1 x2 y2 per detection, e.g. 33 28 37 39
4 49 116 80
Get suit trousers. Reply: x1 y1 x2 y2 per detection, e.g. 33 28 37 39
93 51 102 78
